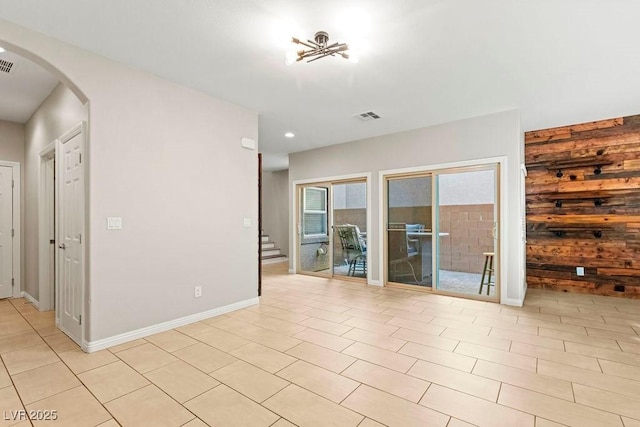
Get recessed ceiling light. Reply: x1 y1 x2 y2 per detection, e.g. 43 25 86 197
285 132 295 138
0 47 5 53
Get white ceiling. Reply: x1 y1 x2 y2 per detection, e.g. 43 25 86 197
0 49 58 123
1 0 640 170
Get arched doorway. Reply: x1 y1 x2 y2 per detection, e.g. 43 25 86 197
0 39 89 345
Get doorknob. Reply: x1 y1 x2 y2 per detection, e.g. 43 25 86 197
59 243 66 250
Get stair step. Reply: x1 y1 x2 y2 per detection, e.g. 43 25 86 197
261 255 288 265
262 248 281 257
260 231 285 265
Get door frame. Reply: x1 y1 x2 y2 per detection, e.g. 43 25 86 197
295 182 333 279
379 156 507 302
382 171 434 291
54 121 87 346
291 173 372 284
330 179 369 283
38 141 56 311
0 160 21 299
258 153 262 296
431 163 501 302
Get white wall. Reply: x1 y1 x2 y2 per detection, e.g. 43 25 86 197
386 170 494 207
0 119 25 291
333 182 367 209
289 110 525 305
0 20 259 344
0 120 25 163
24 83 87 300
388 176 432 207
439 169 495 205
262 169 288 256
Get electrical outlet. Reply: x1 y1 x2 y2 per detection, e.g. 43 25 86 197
576 267 585 276
194 286 202 298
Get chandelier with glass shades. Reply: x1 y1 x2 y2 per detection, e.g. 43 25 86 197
286 31 358 64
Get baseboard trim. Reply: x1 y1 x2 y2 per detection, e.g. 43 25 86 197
21 291 39 310
504 297 524 307
288 269 295 274
82 297 259 353
367 279 383 287
522 281 528 302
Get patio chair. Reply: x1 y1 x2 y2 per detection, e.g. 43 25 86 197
336 224 367 276
388 223 419 284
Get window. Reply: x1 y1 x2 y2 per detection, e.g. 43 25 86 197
303 187 328 237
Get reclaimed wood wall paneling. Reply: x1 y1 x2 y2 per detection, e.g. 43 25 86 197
525 115 640 298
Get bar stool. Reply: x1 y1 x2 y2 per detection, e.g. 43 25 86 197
479 252 495 295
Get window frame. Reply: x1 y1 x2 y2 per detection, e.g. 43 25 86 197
302 186 329 238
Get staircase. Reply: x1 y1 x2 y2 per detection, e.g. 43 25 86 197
261 234 288 265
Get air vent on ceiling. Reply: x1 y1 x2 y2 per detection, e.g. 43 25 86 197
0 59 15 74
355 111 382 121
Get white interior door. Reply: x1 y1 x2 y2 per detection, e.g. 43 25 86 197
58 129 84 343
0 165 13 299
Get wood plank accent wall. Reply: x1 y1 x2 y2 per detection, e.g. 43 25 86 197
525 115 640 297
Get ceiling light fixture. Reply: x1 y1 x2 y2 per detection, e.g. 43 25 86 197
0 47 5 53
284 132 295 138
286 31 357 64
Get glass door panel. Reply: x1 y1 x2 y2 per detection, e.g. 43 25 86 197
332 181 367 279
434 166 498 299
297 184 331 276
386 175 433 287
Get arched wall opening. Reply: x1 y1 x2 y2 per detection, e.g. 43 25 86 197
0 33 90 346
0 19 260 351
0 40 89 104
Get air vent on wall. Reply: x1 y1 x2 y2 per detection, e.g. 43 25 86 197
0 59 15 74
355 111 382 121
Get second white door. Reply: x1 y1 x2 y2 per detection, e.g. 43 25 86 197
58 127 84 344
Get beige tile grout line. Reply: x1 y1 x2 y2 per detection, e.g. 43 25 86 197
417 380 432 404
11 280 640 426
0 339 34 427
594 357 604 374
162 330 296 419
10 300 126 426
141 338 282 408
10 299 206 427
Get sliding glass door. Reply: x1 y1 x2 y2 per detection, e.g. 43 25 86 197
298 183 331 277
385 164 499 301
332 181 367 279
386 174 433 287
434 166 499 298
296 179 368 280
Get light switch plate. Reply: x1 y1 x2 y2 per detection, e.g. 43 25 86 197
243 218 251 228
107 217 122 230
241 137 256 150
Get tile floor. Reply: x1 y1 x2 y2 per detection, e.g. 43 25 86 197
319 268 492 296
1 262 640 426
